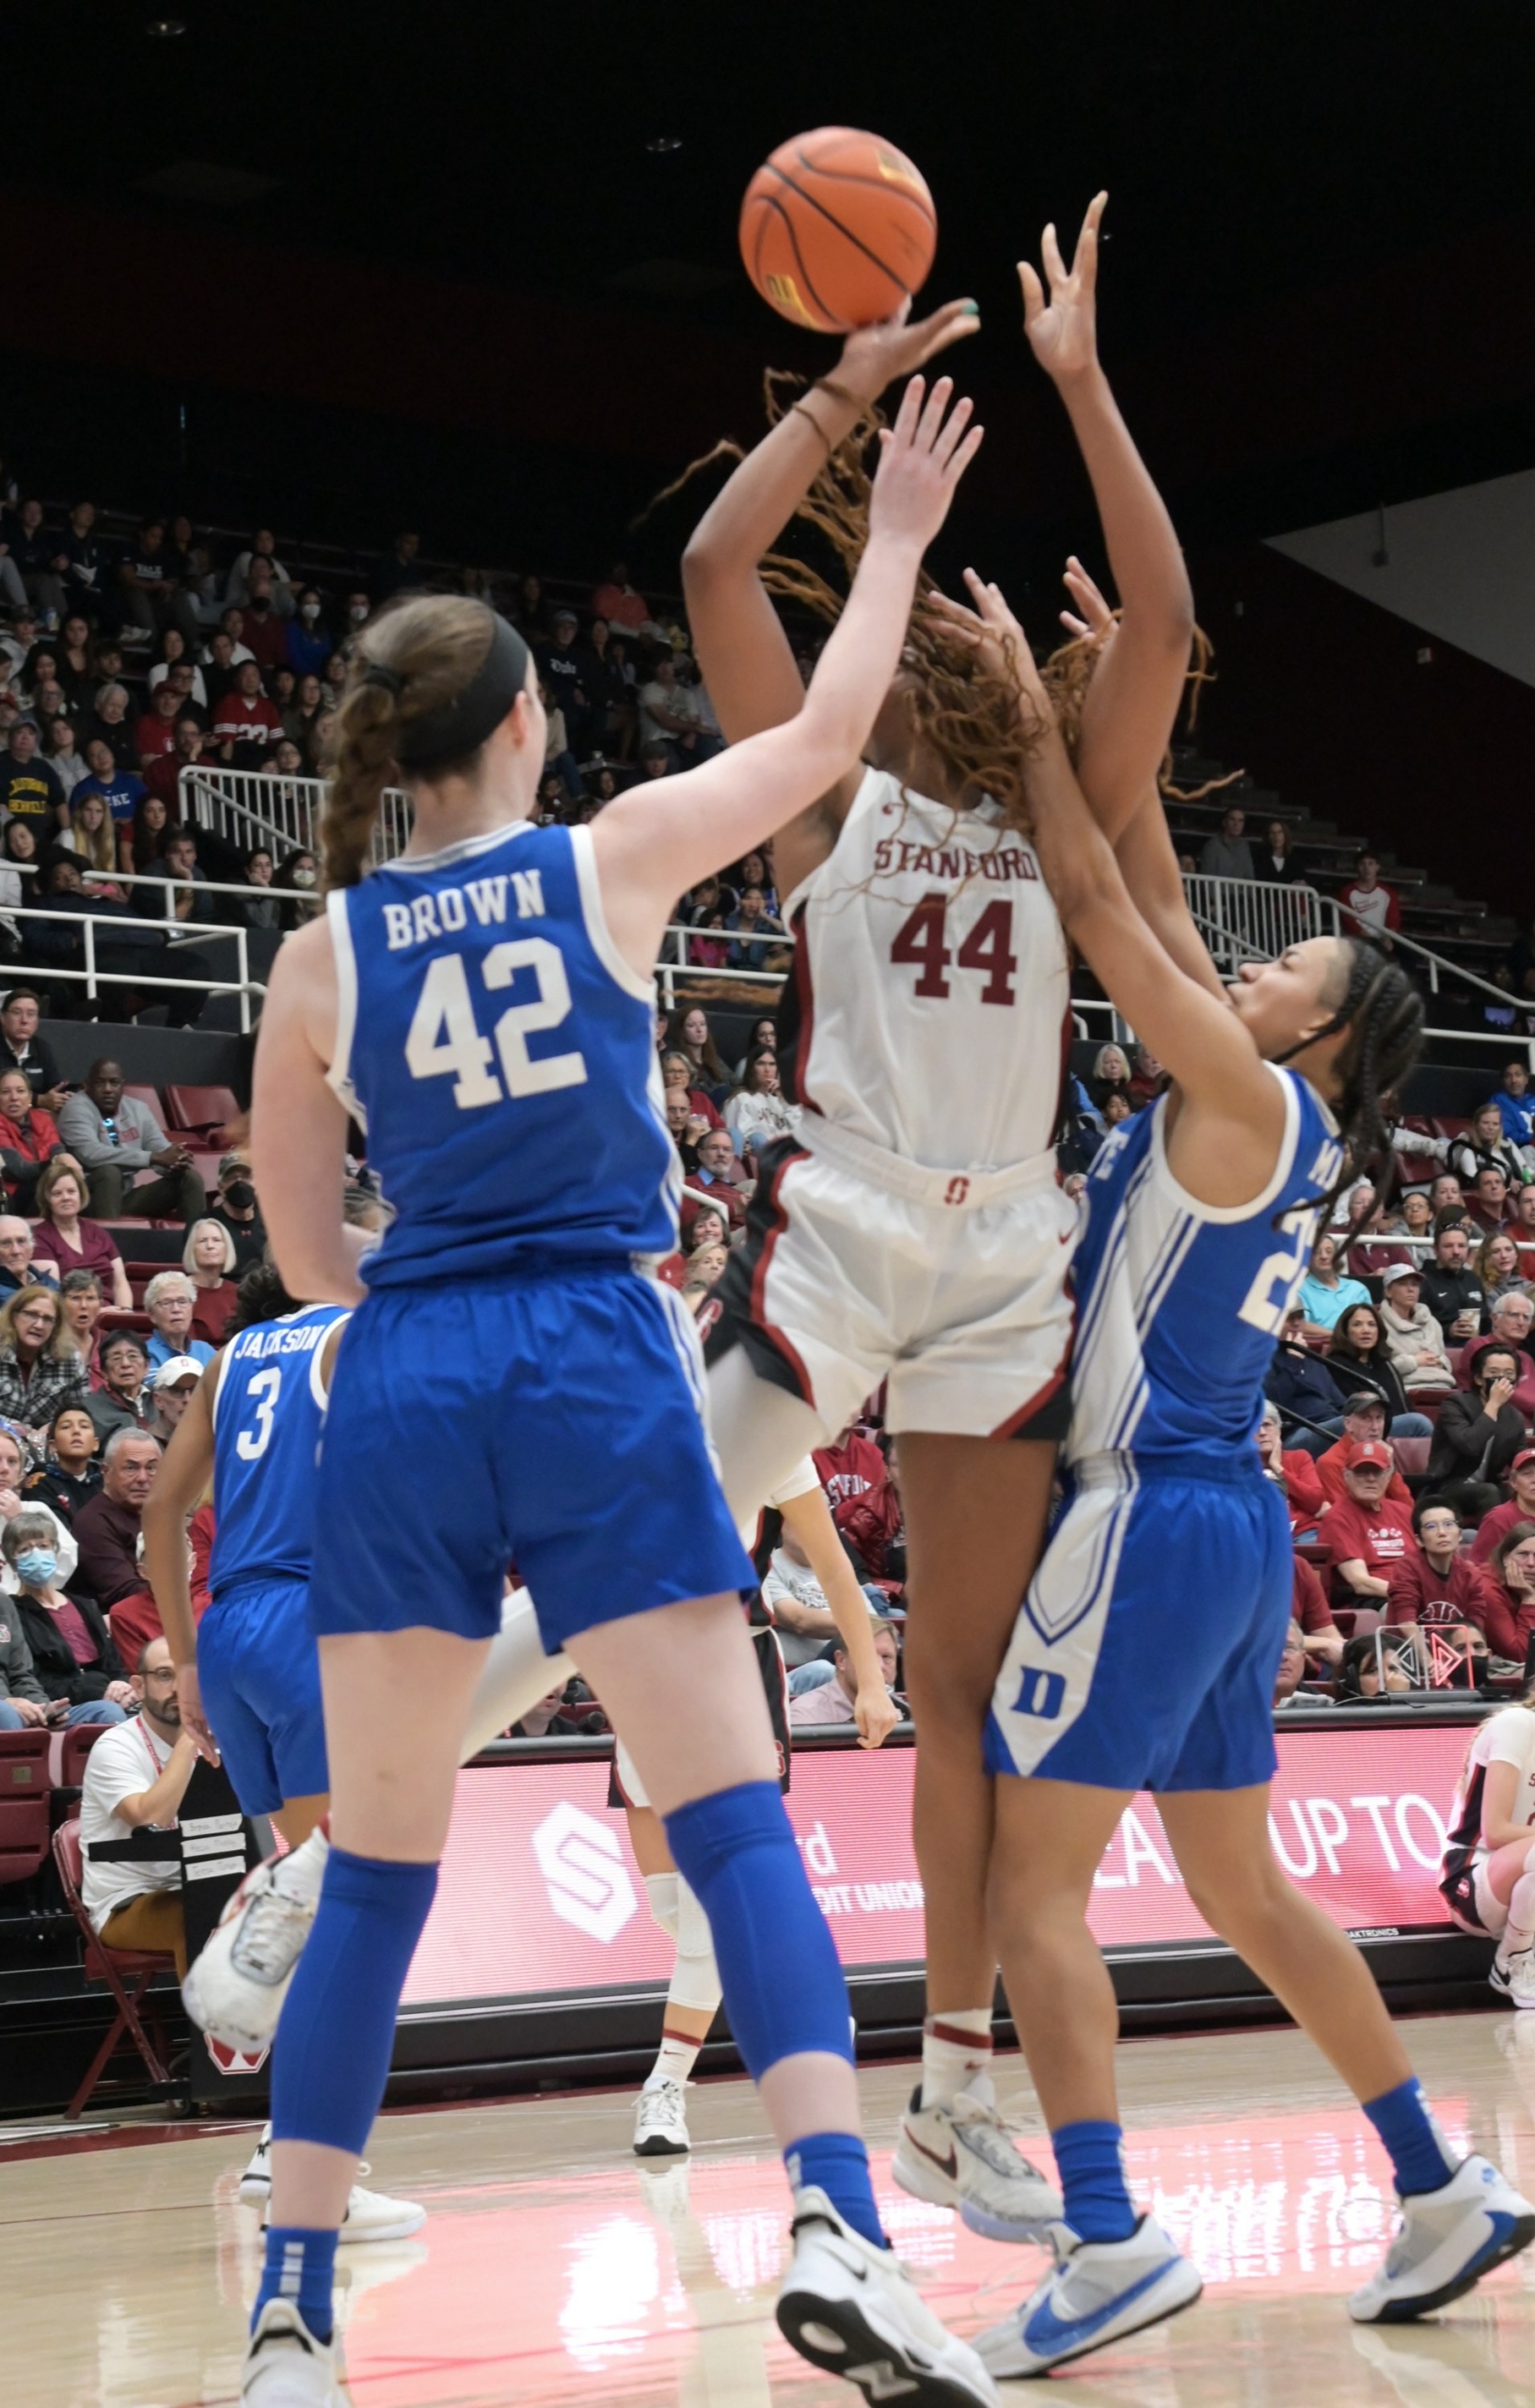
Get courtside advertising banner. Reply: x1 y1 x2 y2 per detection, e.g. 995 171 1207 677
402 1721 1475 2006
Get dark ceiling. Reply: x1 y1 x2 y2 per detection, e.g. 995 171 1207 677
17 1 1528 337
3 1 1531 566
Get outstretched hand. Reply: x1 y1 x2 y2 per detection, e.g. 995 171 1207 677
868 375 985 553
837 295 981 406
1058 554 1117 646
926 567 1052 721
1020 192 1107 384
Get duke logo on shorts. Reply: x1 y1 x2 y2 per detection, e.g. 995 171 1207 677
988 1066 1342 1795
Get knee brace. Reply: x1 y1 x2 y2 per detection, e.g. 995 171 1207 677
644 1871 679 1942
669 1876 721 2016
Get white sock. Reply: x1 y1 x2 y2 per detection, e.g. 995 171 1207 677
646 2030 703 2090
1503 1851 1535 1956
921 2008 994 2112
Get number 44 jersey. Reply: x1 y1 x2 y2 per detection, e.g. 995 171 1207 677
781 768 1071 1170
209 1305 351 1592
1067 1064 1344 1469
326 822 678 1287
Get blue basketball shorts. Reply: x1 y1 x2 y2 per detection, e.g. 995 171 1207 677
986 1453 1293 1795
198 1576 330 1817
308 1267 755 1652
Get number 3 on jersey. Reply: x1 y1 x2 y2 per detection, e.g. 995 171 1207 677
405 942 589 1109
236 1366 281 1461
891 892 1018 1006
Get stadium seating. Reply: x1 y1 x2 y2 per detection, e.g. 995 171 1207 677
164 1085 240 1140
0 1730 53 1889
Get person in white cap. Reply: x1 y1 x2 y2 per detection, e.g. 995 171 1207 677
1378 1260 1453 1396
149 1354 203 1445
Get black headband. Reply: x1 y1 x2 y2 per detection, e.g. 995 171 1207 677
390 611 530 771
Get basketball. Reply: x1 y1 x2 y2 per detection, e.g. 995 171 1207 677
739 126 938 334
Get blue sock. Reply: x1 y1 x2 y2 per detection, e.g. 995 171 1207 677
1052 2120 1137 2242
787 2131 887 2249
663 1782 856 2077
665 1783 878 2242
1362 2077 1459 2198
269 1848 438 2156
254 2226 338 2343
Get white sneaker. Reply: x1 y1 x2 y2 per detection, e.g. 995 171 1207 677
240 2300 341 2408
975 2216 1201 2376
776 2185 999 2408
894 2088 1061 2242
241 2131 426 2245
1348 2155 1535 2321
184 1830 328 2054
1500 1948 1535 2011
634 2077 690 2157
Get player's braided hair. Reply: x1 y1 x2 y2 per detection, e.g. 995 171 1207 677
227 1258 297 1337
321 596 496 890
656 376 1042 829
1289 937 1425 1222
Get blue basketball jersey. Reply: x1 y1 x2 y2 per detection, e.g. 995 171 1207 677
327 821 677 1287
209 1305 349 1593
1068 1066 1343 1467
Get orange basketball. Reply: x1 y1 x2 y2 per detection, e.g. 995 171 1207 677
739 127 938 335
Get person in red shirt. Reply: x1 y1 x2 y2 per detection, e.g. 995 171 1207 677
1385 1498 1498 1634
1510 1182 1535 1283
1291 1550 1344 1667
1258 1402 1325 1532
145 717 207 811
0 1065 63 1210
134 682 182 769
812 1426 886 1513
1322 1441 1416 1606
1338 848 1401 942
211 661 282 766
238 571 290 675
1470 1448 1535 1564
1315 1394 1412 1508
1479 1520 1535 1663
1464 1164 1514 1240
591 562 657 636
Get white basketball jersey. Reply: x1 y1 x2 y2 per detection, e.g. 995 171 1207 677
781 768 1070 1172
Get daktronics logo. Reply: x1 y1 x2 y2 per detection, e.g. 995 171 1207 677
531 1801 638 1943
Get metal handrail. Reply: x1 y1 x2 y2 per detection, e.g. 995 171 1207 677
0 895 260 1027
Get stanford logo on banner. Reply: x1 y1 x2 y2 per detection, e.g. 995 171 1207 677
401 1723 1467 2008
531 1802 638 1943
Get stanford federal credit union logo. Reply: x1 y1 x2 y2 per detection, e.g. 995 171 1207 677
532 1801 638 1943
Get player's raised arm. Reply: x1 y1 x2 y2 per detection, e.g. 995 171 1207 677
595 376 982 976
1019 194 1195 839
683 297 980 747
933 572 1283 1194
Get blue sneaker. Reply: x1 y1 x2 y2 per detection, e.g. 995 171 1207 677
975 2216 1201 2377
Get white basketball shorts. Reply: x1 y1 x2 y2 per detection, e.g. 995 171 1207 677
704 1116 1075 1441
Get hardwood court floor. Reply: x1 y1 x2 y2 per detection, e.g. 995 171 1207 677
5 2011 1534 2407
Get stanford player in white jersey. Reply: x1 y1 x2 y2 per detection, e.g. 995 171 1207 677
681 198 1202 2235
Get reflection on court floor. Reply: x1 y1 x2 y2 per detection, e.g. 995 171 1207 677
5 2013 1533 2408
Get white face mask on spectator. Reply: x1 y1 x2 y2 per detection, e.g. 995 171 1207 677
350 603 369 624
301 602 321 621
